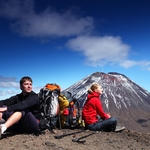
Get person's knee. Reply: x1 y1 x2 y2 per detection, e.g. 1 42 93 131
110 117 117 123
15 112 22 116
21 110 30 118
14 111 23 120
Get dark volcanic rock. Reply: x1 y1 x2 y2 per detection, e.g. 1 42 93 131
65 72 150 133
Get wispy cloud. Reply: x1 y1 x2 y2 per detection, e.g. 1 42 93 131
66 35 150 70
0 89 19 96
0 0 34 19
0 76 41 98
0 0 93 37
120 60 150 70
66 35 130 66
0 0 150 71
0 76 17 82
0 76 19 98
0 76 18 88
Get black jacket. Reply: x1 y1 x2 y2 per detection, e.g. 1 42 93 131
0 91 41 120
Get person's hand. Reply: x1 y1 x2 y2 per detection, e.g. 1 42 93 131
107 113 111 118
0 107 7 113
0 107 7 120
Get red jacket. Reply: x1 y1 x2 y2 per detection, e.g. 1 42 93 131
82 92 109 125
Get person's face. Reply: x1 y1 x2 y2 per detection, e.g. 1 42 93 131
20 80 32 94
95 86 103 95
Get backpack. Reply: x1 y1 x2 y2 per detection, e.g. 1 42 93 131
38 83 61 131
58 90 81 129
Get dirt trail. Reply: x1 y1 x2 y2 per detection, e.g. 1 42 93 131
0 129 150 150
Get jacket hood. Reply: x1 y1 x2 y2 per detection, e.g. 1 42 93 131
87 91 100 100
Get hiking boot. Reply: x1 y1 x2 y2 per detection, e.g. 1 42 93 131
115 126 125 132
0 124 7 139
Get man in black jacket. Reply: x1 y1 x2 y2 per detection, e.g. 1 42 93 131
0 76 42 138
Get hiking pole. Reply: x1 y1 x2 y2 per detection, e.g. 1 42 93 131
72 131 97 144
54 130 85 139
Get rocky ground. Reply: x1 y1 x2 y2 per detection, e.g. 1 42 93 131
0 128 150 150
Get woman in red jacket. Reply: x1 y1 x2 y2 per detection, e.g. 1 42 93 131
82 83 117 131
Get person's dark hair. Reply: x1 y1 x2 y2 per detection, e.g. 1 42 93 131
20 76 32 86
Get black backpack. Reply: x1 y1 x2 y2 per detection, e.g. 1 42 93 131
38 83 61 131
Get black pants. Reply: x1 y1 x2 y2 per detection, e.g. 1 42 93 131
3 110 39 133
86 117 117 132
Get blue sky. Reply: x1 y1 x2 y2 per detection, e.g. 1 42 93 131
0 0 150 99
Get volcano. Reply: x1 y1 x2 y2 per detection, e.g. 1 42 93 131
65 72 150 133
